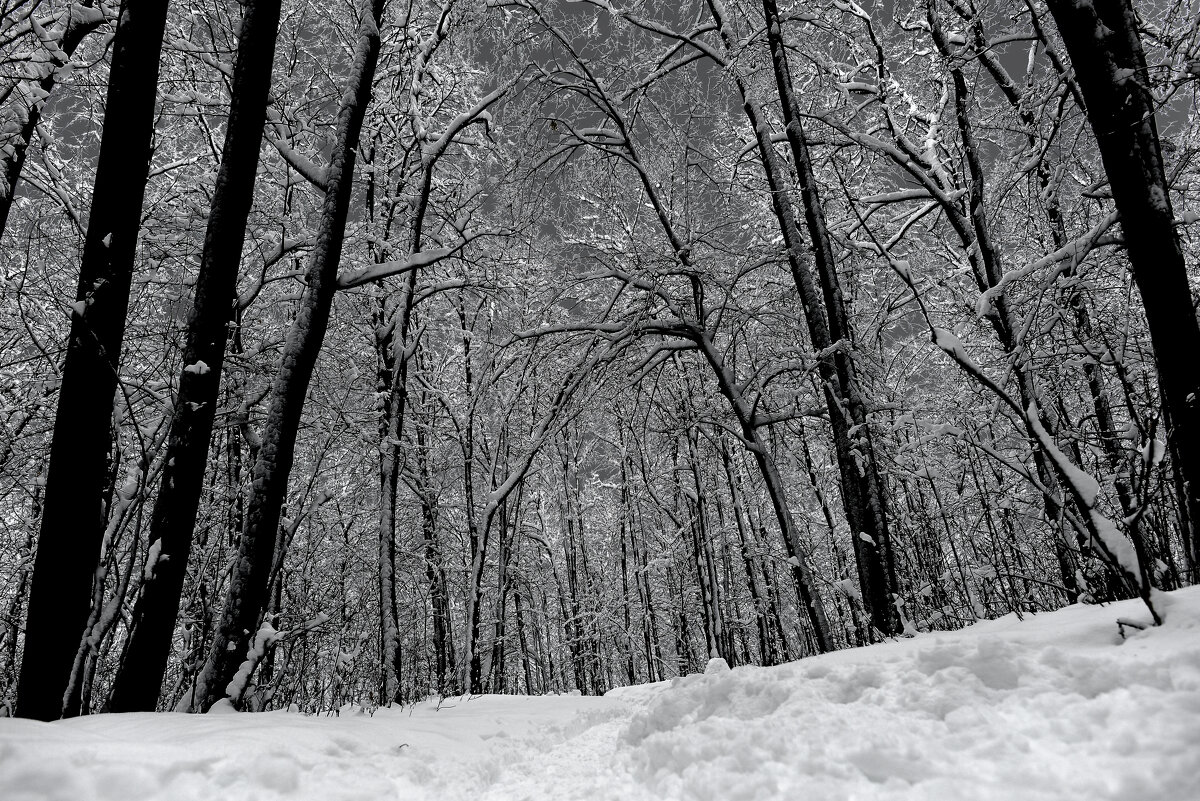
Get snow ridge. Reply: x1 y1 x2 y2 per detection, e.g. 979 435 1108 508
2 588 1198 801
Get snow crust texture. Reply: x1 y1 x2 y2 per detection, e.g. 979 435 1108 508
3 588 1199 801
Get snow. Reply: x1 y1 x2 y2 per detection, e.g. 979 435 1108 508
703 657 730 675
932 327 977 371
224 621 281 703
142 539 164 581
336 247 454 288
1139 438 1165 467
3 587 1199 800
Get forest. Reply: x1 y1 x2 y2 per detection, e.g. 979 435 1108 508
0 0 1197 723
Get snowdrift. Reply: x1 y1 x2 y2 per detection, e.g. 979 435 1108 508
3 587 1198 800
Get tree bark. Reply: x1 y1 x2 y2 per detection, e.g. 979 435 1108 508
182 2 383 711
108 0 286 713
15 0 171 722
1046 0 1200 571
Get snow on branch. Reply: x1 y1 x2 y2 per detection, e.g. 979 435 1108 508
338 226 502 288
421 74 523 166
976 210 1120 318
1023 405 1162 624
265 116 328 191
929 324 1162 625
338 246 454 289
223 614 330 708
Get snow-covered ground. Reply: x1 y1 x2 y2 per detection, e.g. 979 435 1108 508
4 588 1199 801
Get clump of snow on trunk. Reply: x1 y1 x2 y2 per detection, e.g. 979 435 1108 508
221 619 280 707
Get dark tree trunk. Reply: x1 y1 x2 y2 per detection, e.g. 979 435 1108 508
415 418 455 694
513 585 535 692
1047 0 1200 572
721 441 779 665
108 0 286 713
15 0 171 722
705 0 894 639
183 4 383 711
625 446 663 679
682 426 729 662
761 0 899 638
375 148 434 703
374 291 405 703
490 496 512 692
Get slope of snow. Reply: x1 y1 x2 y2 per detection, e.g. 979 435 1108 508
3 588 1199 801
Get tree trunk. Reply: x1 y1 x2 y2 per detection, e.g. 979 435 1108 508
691 332 834 652
760 0 899 638
16 0 171 722
924 0 1090 600
108 0 286 713
625 446 663 680
182 4 383 711
1047 0 1200 572
720 441 779 665
682 426 729 662
376 125 439 702
414 416 454 694
705 0 896 638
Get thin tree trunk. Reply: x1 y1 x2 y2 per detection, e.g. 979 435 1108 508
704 0 891 640
682 425 728 662
617 458 638 682
924 0 1087 600
414 416 454 694
376 120 439 702
691 334 834 652
0 1 105 235
625 449 662 679
374 296 403 704
513 583 535 693
759 0 899 637
721 441 777 665
490 493 513 692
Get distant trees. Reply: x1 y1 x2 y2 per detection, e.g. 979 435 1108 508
1 0 1195 717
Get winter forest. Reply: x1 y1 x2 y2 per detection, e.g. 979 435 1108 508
1 0 1200 760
